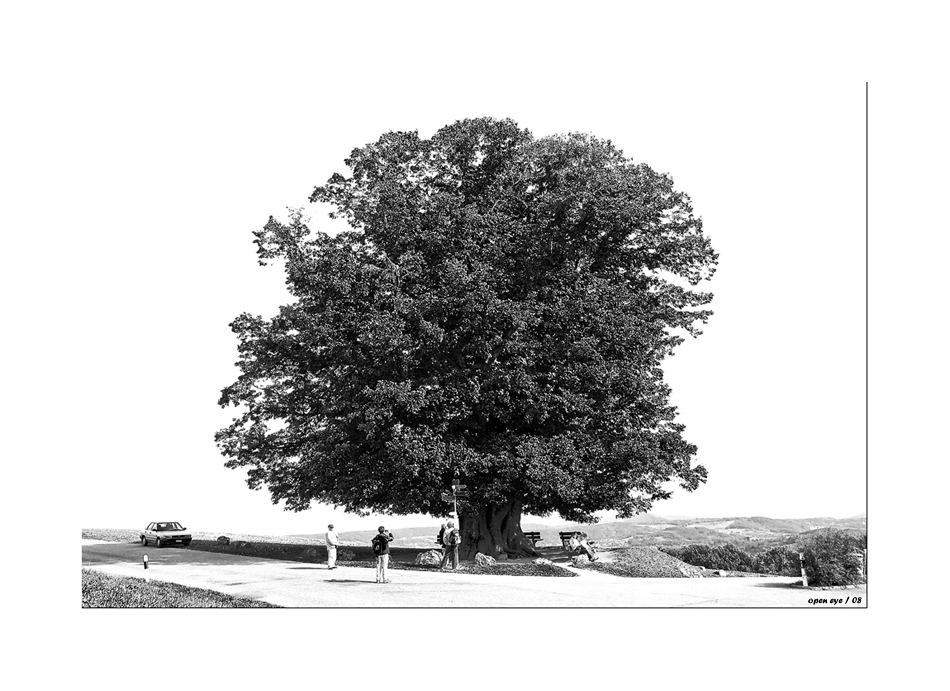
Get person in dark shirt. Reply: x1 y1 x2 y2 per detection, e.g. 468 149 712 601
372 526 394 583
440 520 459 571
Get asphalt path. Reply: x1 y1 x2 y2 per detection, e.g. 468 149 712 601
82 540 867 608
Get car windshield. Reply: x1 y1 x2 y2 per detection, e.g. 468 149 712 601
157 523 183 531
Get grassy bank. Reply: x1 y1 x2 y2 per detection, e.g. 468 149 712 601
83 529 576 577
571 546 704 578
82 569 280 607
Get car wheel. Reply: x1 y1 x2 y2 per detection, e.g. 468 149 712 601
141 536 147 546
156 538 162 548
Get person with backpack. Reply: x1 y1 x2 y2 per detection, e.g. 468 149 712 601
372 526 394 583
437 522 447 557
440 520 459 571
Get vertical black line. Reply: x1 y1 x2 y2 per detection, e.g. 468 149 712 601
865 82 869 557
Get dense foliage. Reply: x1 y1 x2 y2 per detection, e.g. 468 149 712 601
659 543 802 575
799 528 867 586
663 532 867 581
217 118 717 553
660 543 757 572
752 545 801 576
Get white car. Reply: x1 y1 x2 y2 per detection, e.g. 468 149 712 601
141 522 192 547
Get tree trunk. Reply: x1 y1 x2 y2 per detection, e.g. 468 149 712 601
458 498 540 560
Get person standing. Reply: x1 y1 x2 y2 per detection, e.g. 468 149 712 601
325 523 340 569
372 526 394 583
440 520 459 571
437 522 447 557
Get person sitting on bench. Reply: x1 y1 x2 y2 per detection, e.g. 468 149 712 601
569 532 598 562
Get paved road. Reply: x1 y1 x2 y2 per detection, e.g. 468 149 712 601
82 540 867 608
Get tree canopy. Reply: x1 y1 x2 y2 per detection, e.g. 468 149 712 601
216 117 717 557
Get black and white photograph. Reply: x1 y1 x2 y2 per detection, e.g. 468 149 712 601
6 0 945 687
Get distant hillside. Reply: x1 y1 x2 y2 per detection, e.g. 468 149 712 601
289 513 865 550
724 516 852 533
691 516 865 529
290 525 440 544
290 514 680 542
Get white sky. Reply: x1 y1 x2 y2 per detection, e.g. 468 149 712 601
4 4 881 538
62 68 865 535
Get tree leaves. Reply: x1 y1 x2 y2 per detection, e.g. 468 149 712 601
218 117 718 522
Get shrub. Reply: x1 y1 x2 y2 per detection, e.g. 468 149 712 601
712 543 756 571
799 528 867 586
753 546 800 576
659 543 756 571
668 544 714 568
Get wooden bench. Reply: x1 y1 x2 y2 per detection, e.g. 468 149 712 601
522 531 541 546
560 531 598 560
559 531 580 548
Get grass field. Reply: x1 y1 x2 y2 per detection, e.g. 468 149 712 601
82 569 280 607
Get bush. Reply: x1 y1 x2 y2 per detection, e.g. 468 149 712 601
660 543 756 571
753 546 800 576
660 544 712 567
713 543 756 571
799 529 867 586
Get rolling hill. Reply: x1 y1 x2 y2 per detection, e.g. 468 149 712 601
290 513 866 550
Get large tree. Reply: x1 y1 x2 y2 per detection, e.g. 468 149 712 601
217 118 717 559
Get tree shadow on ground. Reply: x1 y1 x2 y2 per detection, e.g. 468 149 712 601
287 566 326 570
754 581 804 589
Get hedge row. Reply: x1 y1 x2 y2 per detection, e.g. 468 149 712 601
660 528 867 585
799 528 867 586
